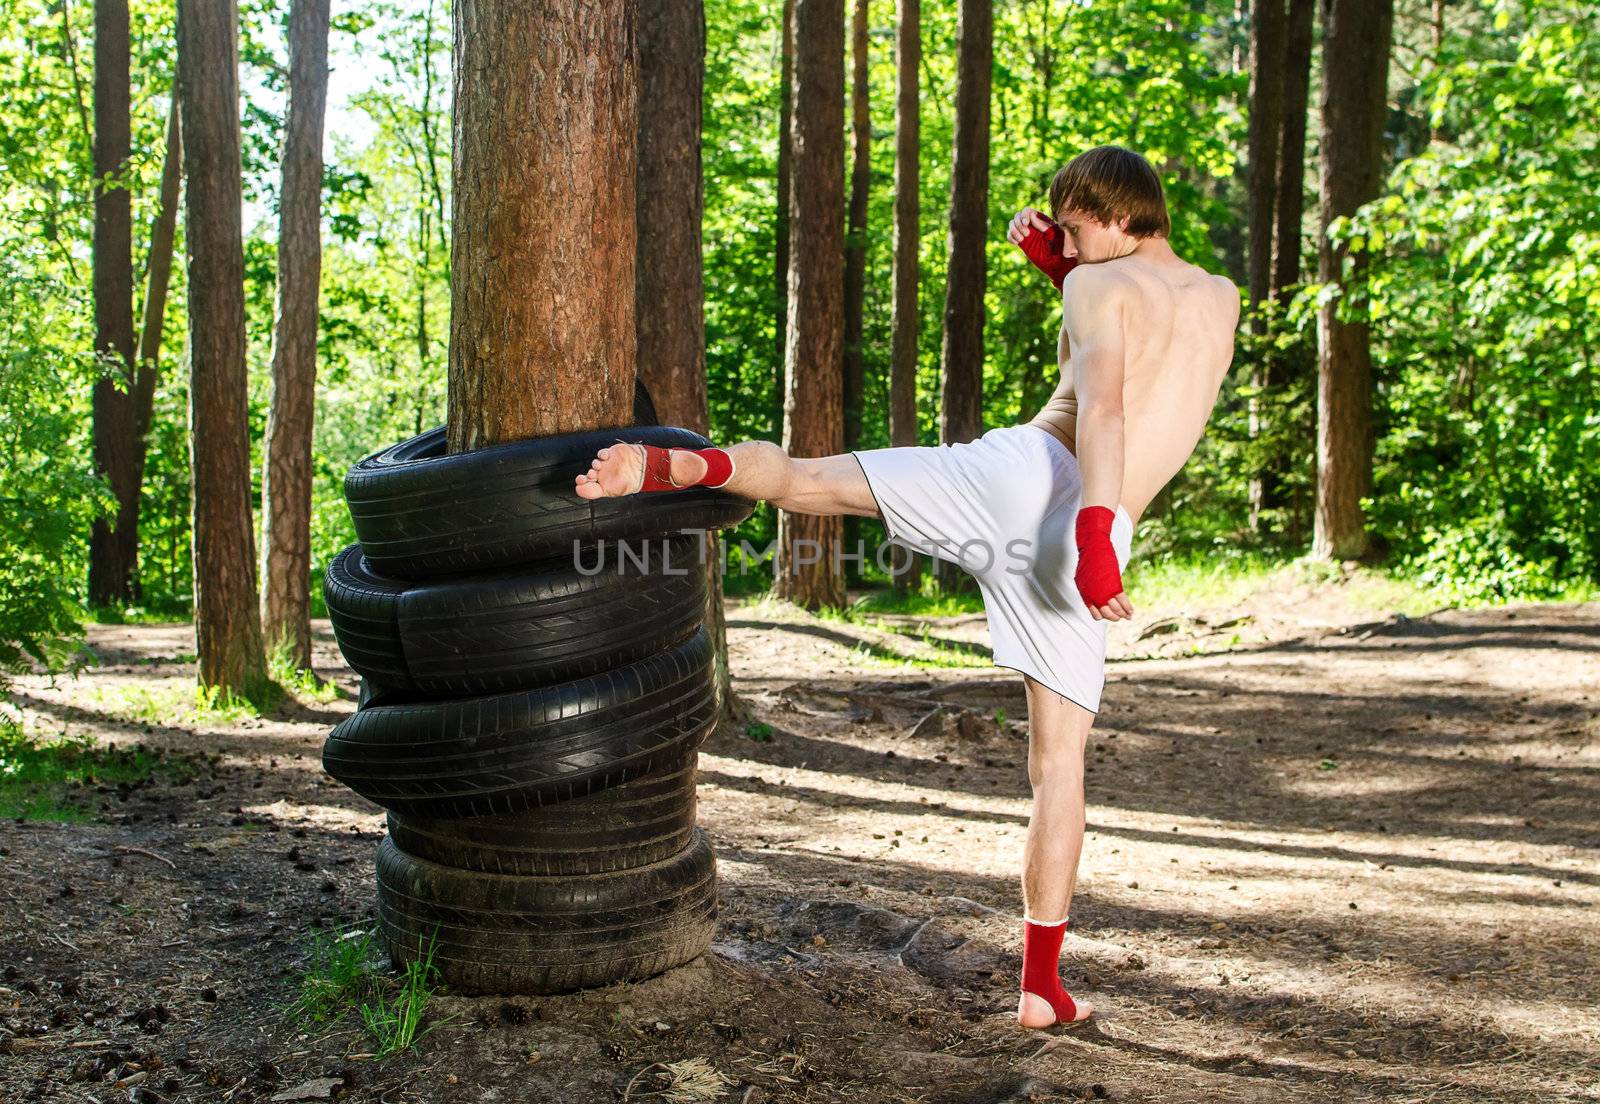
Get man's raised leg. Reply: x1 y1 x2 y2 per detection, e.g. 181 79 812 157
1017 674 1097 1027
574 439 880 518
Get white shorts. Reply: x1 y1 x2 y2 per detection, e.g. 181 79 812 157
851 423 1133 713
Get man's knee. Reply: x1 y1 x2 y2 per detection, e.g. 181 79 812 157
1028 747 1085 791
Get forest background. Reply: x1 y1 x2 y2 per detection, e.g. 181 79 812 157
1 0 1596 689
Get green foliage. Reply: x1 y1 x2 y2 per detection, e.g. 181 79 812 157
0 255 107 692
1 0 1593 646
1352 0 1600 600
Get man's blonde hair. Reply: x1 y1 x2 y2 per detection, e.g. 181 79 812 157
1047 145 1170 240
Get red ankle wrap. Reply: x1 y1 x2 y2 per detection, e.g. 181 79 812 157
1021 917 1080 1024
633 443 735 492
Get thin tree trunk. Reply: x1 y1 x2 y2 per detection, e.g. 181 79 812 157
939 0 991 448
89 0 139 606
638 0 728 720
447 1 636 449
1273 0 1314 299
135 96 182 442
775 0 795 433
261 0 331 670
1245 0 1286 533
178 0 267 694
773 0 845 611
130 93 184 602
843 0 869 454
1314 0 1392 560
936 0 991 591
889 0 922 594
638 0 708 435
1246 0 1286 319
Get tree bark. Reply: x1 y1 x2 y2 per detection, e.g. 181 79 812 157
637 0 729 720
178 0 267 694
936 0 991 590
89 0 139 606
135 95 182 449
775 0 795 430
842 0 869 454
1273 0 1314 299
1246 0 1285 318
447 1 636 449
1246 0 1286 532
889 0 921 593
261 0 331 670
939 0 990 449
638 0 708 436
1314 0 1392 560
772 0 845 611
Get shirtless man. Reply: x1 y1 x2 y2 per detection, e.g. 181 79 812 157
575 145 1239 1029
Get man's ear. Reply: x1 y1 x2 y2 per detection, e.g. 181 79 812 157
1115 214 1130 233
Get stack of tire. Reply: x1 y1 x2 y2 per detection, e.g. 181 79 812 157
321 416 752 994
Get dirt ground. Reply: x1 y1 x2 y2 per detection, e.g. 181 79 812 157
2 575 1597 1103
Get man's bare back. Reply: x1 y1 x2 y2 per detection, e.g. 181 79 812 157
1027 251 1239 529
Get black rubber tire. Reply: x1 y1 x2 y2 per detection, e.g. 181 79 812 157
400 534 707 697
376 827 716 995
326 536 707 698
344 424 753 579
325 545 417 696
385 750 698 877
322 626 717 817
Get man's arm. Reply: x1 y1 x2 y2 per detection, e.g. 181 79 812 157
1061 267 1133 621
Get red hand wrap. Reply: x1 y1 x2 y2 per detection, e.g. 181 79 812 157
1073 505 1123 609
1021 917 1080 1024
1018 219 1080 291
633 443 735 492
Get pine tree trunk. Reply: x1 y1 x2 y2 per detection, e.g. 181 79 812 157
1245 0 1286 533
89 0 138 606
637 0 728 719
842 0 869 454
261 0 331 670
638 0 708 436
134 95 182 458
774 0 795 429
939 0 990 449
889 0 922 594
772 0 845 612
936 0 991 591
1273 0 1314 299
178 0 267 695
1314 0 1392 561
447 0 636 449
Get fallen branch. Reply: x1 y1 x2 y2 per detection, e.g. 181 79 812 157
112 845 177 870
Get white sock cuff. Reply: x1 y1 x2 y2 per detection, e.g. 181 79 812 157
1023 913 1070 927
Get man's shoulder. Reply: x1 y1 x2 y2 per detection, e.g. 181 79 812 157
1061 261 1138 306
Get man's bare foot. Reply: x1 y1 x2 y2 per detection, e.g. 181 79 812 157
573 443 709 500
1017 990 1094 1029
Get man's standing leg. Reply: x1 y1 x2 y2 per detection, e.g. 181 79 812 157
575 439 880 518
1017 673 1096 1026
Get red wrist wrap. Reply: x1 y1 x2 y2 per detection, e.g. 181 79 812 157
1019 219 1080 291
634 443 735 492
1073 505 1122 609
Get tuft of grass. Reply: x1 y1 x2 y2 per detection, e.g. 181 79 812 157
360 931 446 1059
288 927 386 1025
287 925 448 1059
267 637 340 705
0 720 198 821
